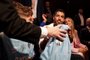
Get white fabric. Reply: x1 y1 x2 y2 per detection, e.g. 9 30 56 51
79 13 84 26
32 0 38 18
40 27 48 38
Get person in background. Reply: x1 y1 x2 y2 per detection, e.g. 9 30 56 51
74 8 85 37
40 14 47 26
65 17 88 60
42 1 53 25
40 9 71 60
42 9 65 27
80 18 90 60
40 1 53 26
40 9 66 50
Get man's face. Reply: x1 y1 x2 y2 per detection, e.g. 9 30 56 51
79 9 83 14
45 1 50 7
53 11 65 25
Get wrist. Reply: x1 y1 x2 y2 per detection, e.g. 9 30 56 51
40 27 48 38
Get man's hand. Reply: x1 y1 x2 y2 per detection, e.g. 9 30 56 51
46 26 66 41
42 14 47 23
79 46 88 54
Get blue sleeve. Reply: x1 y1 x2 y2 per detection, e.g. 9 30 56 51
40 22 46 27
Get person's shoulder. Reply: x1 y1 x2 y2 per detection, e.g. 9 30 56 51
46 23 54 27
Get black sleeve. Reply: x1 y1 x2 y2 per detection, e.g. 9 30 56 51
0 0 41 44
80 29 88 45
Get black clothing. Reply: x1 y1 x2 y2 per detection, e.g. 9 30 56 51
0 0 41 44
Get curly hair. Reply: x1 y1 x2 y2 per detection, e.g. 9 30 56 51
13 1 33 17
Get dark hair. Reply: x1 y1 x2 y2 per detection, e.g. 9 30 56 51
13 1 33 17
53 9 65 16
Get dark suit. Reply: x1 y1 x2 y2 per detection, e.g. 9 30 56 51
74 14 85 37
80 27 90 60
0 0 41 44
80 28 90 47
74 14 85 28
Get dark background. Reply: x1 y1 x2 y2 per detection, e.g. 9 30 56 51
46 0 90 18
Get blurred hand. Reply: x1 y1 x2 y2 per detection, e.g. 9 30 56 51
79 46 88 54
42 14 47 23
46 26 66 41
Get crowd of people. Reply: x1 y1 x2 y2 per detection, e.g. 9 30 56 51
0 0 90 60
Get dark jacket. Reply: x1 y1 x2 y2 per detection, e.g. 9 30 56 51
0 0 42 60
0 0 41 44
80 27 90 48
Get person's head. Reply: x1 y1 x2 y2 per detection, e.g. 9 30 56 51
86 18 90 27
65 17 75 30
65 17 75 39
78 8 83 14
45 1 50 7
13 1 34 23
53 9 65 26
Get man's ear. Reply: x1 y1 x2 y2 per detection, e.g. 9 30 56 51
53 17 55 21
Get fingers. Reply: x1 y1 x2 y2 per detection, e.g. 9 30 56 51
59 29 67 34
56 35 64 42
55 29 67 41
47 26 67 41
